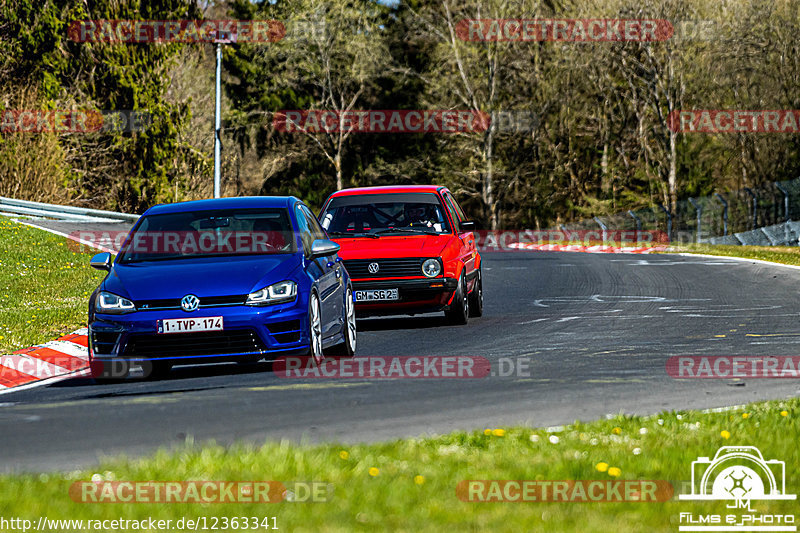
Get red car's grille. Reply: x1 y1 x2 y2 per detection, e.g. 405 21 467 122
343 258 423 278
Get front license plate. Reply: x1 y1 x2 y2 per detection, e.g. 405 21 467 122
355 289 399 302
158 316 223 334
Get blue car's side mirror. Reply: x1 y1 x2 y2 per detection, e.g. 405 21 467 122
310 239 340 259
90 252 112 271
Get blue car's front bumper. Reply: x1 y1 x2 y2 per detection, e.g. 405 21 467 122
89 300 309 367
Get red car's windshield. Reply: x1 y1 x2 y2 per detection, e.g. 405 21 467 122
320 193 452 237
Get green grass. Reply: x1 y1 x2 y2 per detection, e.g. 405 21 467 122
669 243 800 266
0 218 106 352
1 398 797 532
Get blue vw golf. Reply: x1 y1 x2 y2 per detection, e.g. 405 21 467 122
88 196 356 379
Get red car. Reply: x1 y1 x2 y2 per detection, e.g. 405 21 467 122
318 185 482 324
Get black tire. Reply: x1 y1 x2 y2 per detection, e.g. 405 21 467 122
445 271 469 325
468 267 484 317
328 287 357 357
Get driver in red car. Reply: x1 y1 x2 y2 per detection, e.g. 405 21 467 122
404 204 438 229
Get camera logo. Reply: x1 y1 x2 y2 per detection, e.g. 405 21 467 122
678 446 796 532
680 446 794 502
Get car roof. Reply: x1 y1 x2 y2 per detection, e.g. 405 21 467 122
144 196 298 215
329 185 445 197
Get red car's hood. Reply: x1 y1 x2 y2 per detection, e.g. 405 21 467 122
331 234 451 259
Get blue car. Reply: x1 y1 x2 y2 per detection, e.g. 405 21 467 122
87 196 356 379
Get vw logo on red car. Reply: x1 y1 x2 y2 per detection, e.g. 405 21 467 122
318 185 483 325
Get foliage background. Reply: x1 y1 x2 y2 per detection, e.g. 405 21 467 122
1 0 799 229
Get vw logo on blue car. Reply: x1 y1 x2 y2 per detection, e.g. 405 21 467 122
180 294 199 312
87 196 357 380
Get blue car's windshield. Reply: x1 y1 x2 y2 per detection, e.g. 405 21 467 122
118 208 296 263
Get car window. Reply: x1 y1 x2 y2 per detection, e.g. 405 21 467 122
300 205 327 240
442 195 462 232
319 193 451 237
294 204 316 254
443 192 470 232
118 208 295 263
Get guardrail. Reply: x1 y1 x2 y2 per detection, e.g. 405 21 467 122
557 176 800 245
0 197 139 223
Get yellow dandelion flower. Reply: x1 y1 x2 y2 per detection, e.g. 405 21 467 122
483 429 492 435
721 430 731 439
612 427 621 435
369 467 380 477
492 428 506 437
339 451 349 460
414 475 425 485
742 413 749 419
595 462 609 472
608 467 622 477
781 410 789 417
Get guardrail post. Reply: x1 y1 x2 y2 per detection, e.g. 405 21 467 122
658 204 672 242
628 210 641 244
775 182 790 222
593 217 608 245
713 193 728 235
688 198 702 243
744 187 757 230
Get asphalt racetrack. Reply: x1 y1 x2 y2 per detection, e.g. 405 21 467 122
2 248 800 473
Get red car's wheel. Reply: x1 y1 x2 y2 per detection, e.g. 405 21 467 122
468 267 483 317
445 271 469 325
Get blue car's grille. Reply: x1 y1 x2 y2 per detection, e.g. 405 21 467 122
343 258 423 278
135 295 247 310
122 329 266 358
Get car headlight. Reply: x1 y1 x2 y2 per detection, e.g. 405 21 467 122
422 258 442 278
246 280 297 306
95 291 136 314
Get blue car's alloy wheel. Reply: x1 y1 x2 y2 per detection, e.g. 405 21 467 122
309 292 324 365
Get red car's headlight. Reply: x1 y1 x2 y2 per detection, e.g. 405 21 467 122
422 258 442 278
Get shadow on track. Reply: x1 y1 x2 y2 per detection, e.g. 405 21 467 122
356 314 450 332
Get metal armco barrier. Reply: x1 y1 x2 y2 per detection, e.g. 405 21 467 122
557 176 800 245
0 197 140 223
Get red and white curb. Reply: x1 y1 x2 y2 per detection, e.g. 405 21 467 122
507 243 669 254
0 328 90 395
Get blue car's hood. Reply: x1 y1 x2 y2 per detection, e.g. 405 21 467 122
103 254 302 301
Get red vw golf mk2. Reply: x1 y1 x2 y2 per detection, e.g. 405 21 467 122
319 185 482 324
